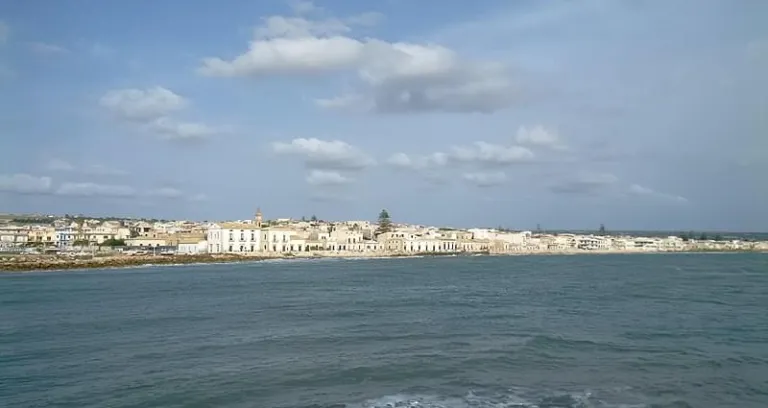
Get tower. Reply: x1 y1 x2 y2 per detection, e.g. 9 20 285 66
255 207 263 228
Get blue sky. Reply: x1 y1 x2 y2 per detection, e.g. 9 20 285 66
0 0 766 231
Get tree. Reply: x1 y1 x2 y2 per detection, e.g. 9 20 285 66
376 209 392 234
714 234 723 241
101 238 126 247
301 216 307 222
699 232 709 241
310 214 318 222
598 224 606 235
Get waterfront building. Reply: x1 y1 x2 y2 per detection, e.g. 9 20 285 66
55 227 76 248
207 209 264 253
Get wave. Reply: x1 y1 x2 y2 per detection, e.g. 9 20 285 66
291 388 669 408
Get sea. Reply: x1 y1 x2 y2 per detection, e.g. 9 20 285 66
1 253 767 408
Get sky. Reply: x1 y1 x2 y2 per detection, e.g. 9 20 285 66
0 0 766 231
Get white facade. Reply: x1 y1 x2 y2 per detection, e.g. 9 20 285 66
178 240 208 254
55 227 75 248
207 223 262 254
578 236 610 250
0 227 29 246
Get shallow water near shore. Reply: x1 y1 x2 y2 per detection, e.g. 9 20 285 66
2 253 767 407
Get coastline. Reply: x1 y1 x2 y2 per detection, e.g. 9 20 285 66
1 248 764 273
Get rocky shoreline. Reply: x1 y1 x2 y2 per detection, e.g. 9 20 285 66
0 248 763 273
0 252 451 272
0 253 273 272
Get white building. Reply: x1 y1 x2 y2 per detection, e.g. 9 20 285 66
55 227 76 248
0 226 29 247
207 209 264 254
177 238 208 254
578 235 610 250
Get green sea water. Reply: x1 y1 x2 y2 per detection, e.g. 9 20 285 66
2 253 767 407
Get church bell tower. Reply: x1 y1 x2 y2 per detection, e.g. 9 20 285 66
255 207 263 228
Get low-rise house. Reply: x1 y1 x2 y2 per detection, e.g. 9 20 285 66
660 236 685 251
0 226 29 247
633 237 660 251
377 231 407 253
176 237 208 254
27 227 57 246
125 237 168 248
55 227 76 248
578 235 610 250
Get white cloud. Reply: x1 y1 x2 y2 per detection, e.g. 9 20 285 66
100 87 219 143
100 87 187 120
516 125 566 150
45 159 127 176
389 142 533 178
189 193 209 202
272 138 375 170
629 184 688 203
449 141 534 166
147 117 216 141
0 21 8 44
387 152 448 170
306 169 352 185
28 42 70 55
56 182 136 197
199 11 516 114
0 174 52 194
255 15 352 39
352 42 516 114
462 171 507 187
200 36 364 76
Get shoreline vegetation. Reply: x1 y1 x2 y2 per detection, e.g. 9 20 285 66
1 248 764 273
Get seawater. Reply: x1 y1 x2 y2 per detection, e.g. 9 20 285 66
1 253 767 408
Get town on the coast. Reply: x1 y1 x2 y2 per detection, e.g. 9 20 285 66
1 209 766 271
